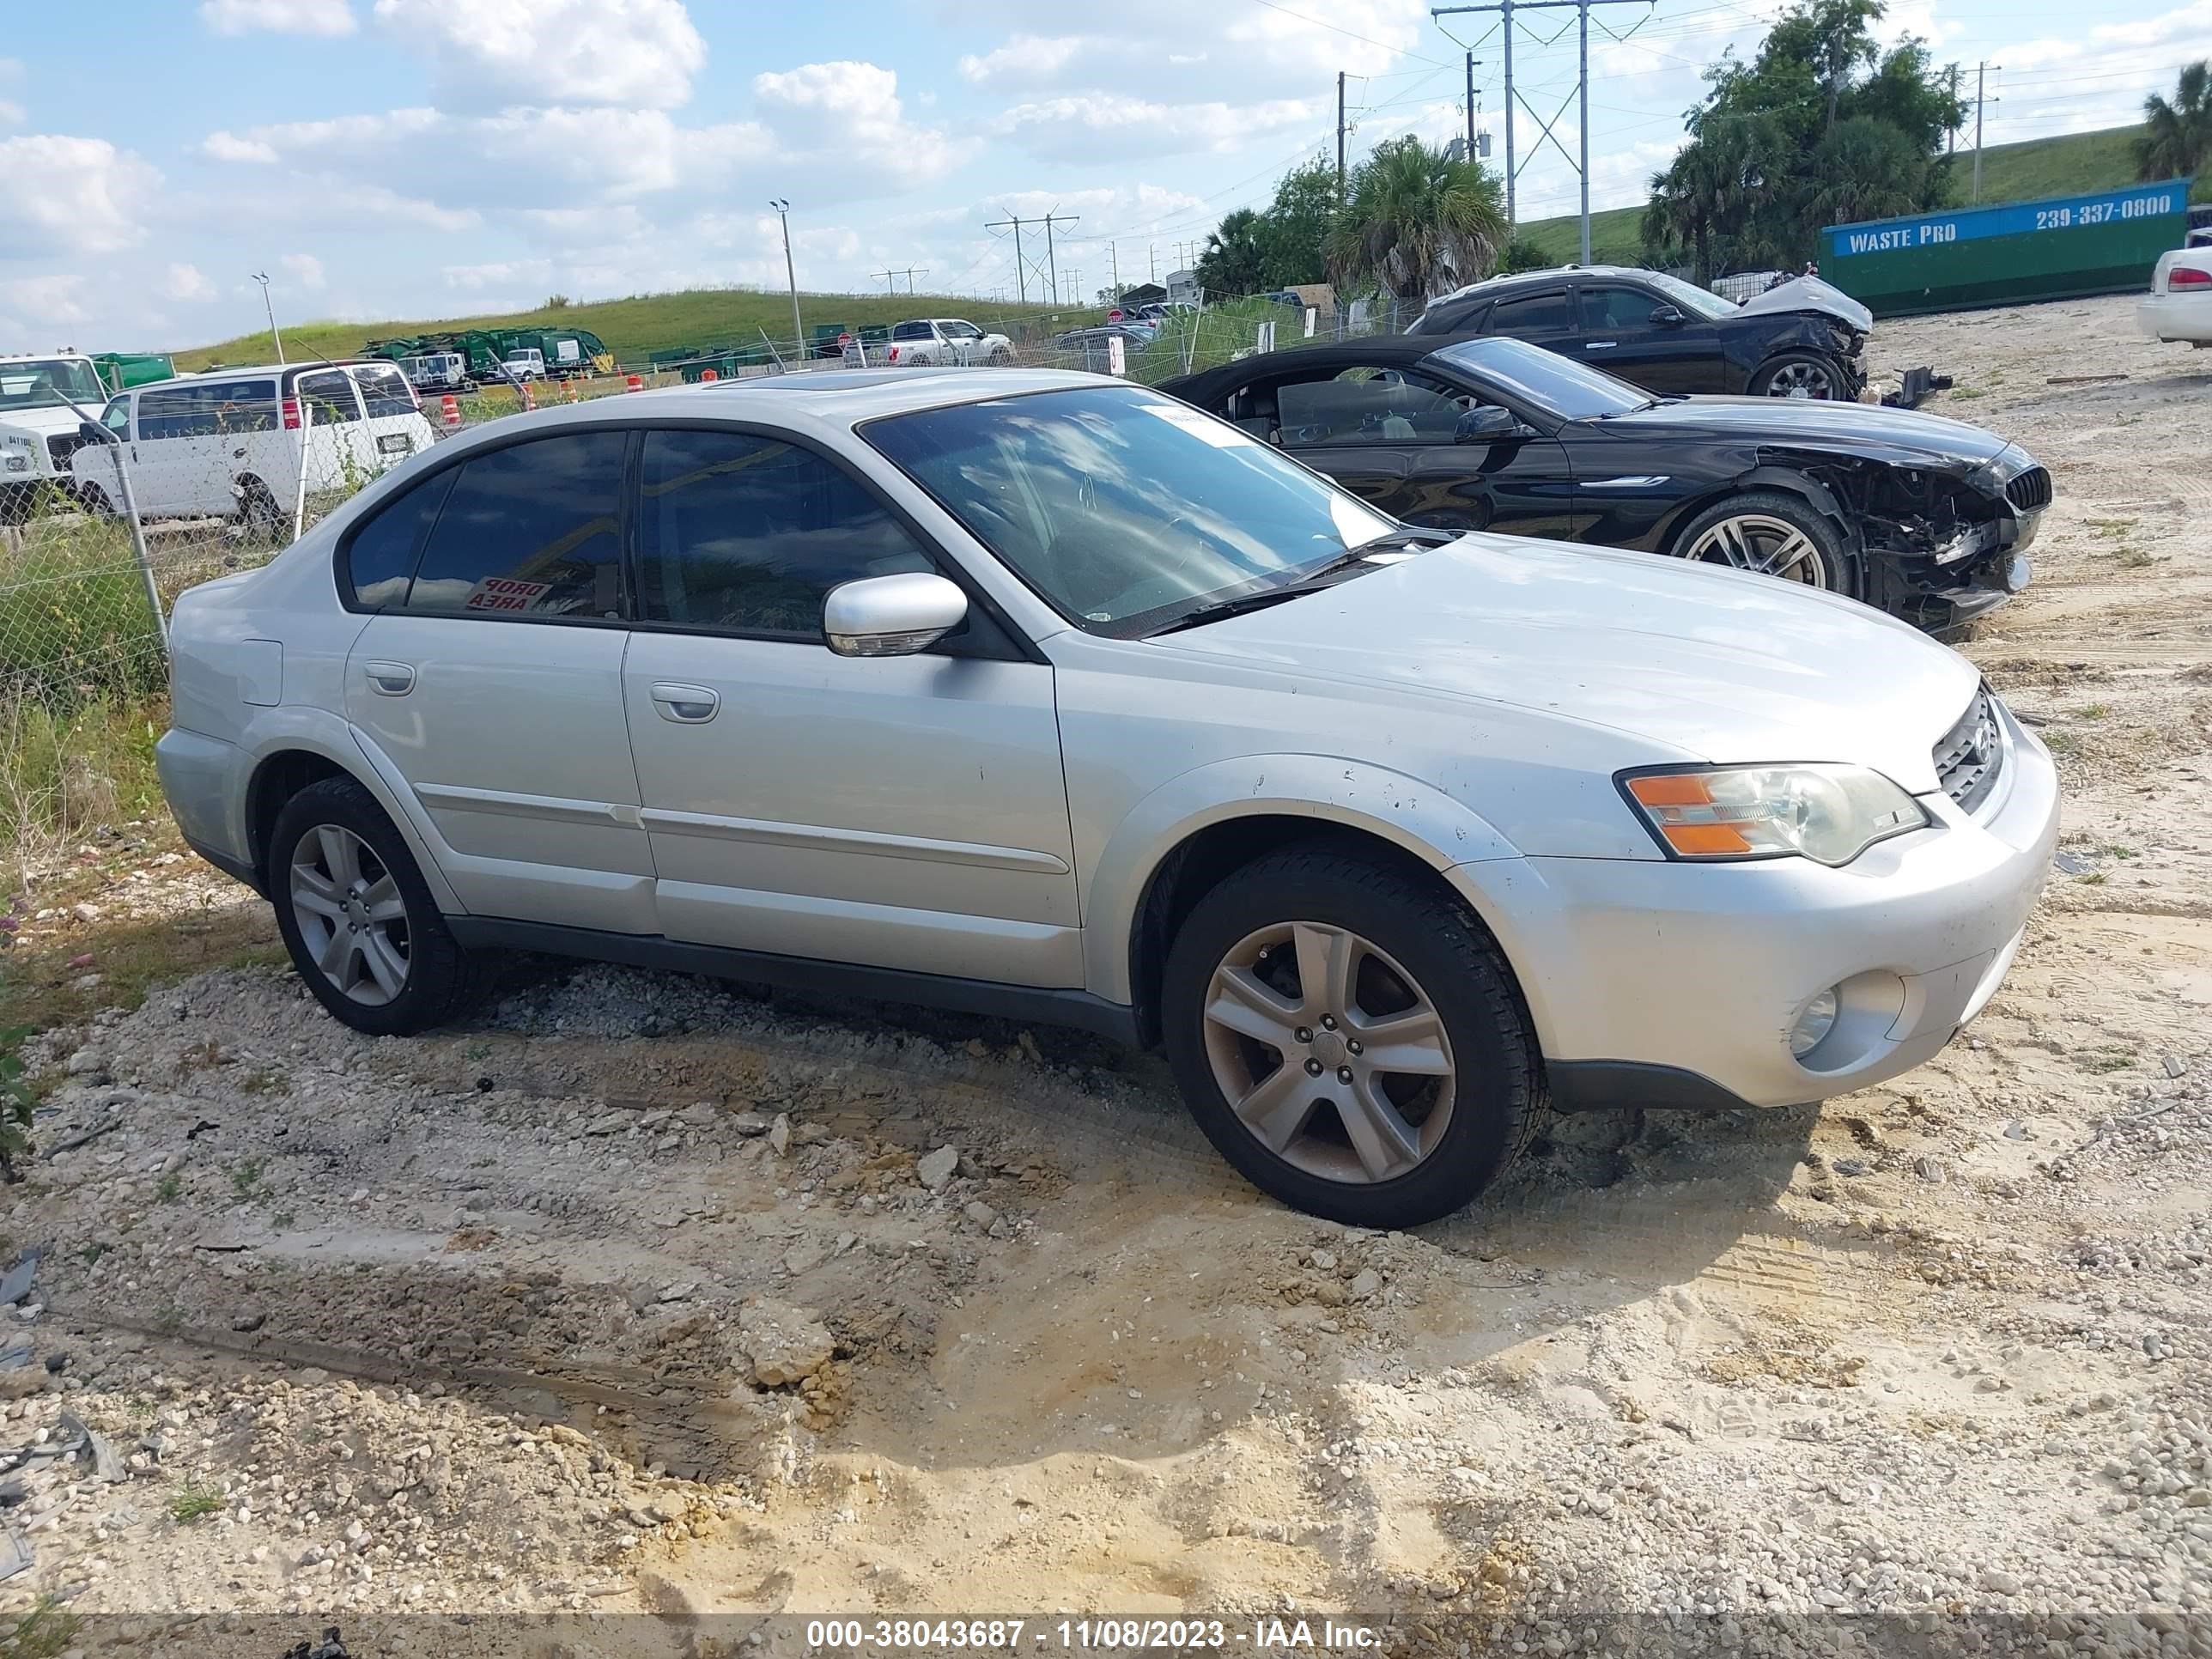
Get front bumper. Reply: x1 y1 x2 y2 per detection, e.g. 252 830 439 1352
1455 699 2058 1110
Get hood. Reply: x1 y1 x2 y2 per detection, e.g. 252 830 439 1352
1734 275 1875 333
0 405 92 441
1601 394 2012 465
1156 535 1977 793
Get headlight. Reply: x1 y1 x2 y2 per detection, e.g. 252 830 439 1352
1620 764 1929 866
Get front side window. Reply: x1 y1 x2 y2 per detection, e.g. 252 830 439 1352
101 395 131 436
1579 287 1660 331
295 370 362 425
637 429 933 637
1276 367 1468 447
1429 337 1651 422
865 384 1396 637
1487 290 1572 333
1644 270 1741 321
404 431 627 617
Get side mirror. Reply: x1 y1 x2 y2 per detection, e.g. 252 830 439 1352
823 572 969 659
1649 304 1686 327
79 419 118 446
1455 405 1524 443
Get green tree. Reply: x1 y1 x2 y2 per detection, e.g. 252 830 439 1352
1644 112 1785 281
1324 135 1506 302
1195 208 1269 298
1802 117 1938 228
1254 156 1338 286
2136 60 2211 182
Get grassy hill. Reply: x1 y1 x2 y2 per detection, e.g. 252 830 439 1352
1513 121 2193 266
171 288 1102 373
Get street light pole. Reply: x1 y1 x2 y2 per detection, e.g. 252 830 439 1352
769 199 802 354
250 271 285 364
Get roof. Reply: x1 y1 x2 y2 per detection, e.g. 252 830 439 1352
1426 264 1657 307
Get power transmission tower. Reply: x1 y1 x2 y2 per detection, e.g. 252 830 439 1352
873 268 896 295
1431 0 1652 258
985 210 1079 305
898 265 929 294
1971 62 2000 204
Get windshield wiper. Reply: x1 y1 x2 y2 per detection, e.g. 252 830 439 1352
1150 526 1455 637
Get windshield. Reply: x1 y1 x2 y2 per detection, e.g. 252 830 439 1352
864 384 1397 637
0 358 105 415
1643 271 1740 321
1428 337 1652 421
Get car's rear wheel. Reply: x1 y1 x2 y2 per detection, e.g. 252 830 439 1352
1668 489 1858 597
236 477 284 540
1752 351 1849 399
269 777 486 1036
76 482 114 518
989 347 1012 365
1161 843 1541 1226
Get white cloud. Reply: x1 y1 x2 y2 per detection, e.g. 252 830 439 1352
0 136 160 259
281 252 327 290
203 131 279 163
370 0 707 109
751 62 968 186
200 0 357 34
3 275 88 330
994 93 1320 162
0 101 22 130
166 263 218 301
957 34 1097 86
443 258 552 292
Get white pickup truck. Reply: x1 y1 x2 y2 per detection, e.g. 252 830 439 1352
1 350 109 523
882 319 1013 366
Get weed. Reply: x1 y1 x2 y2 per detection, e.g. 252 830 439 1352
2083 516 2137 537
2102 843 2137 860
2108 546 2154 569
167 1480 227 1523
1948 386 1984 400
2080 703 2110 720
2041 729 2080 755
2076 871 2108 885
231 1158 265 1199
0 1024 34 1180
237 1066 288 1096
0 1598 83 1659
2075 1044 2136 1073
155 1171 183 1203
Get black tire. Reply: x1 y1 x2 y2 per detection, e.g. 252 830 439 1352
1668 489 1862 599
1160 842 1543 1227
268 776 488 1036
1750 350 1850 400
236 476 284 539
988 347 1013 366
76 482 114 518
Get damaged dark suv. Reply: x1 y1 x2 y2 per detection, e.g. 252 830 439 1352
1161 335 2043 634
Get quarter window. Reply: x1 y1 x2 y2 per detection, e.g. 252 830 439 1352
342 469 458 610
1486 290 1573 333
403 431 628 618
636 428 934 638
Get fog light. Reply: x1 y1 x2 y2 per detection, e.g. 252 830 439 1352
2001 553 2032 593
1790 988 1840 1059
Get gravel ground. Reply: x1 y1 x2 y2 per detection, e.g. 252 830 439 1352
0 293 2207 1656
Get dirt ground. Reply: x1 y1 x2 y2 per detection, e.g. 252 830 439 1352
1 293 2207 1656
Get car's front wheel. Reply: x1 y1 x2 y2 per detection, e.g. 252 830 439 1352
269 777 486 1036
1161 843 1542 1226
1668 489 1858 596
1752 350 1850 399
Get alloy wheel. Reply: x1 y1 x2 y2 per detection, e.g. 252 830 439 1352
1764 359 1838 398
1201 921 1455 1185
289 824 411 1006
1682 513 1829 586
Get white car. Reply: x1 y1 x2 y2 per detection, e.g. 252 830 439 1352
153 368 2057 1226
883 319 1012 367
71 362 435 531
2138 246 2212 346
1 350 111 523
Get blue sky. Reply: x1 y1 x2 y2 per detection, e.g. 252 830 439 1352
3 0 2206 353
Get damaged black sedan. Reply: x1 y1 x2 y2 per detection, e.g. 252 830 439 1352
1162 335 2043 634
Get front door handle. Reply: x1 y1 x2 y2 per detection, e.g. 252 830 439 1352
650 682 720 723
363 659 415 696
1584 339 1618 350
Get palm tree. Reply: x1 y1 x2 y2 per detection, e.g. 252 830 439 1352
1323 136 1506 305
1800 117 1930 232
1644 115 1782 281
1196 208 1269 298
2136 60 2210 182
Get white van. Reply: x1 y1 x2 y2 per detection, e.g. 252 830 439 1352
70 361 435 529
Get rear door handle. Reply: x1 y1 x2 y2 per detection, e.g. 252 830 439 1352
650 682 720 723
363 659 415 696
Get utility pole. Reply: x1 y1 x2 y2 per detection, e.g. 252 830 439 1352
899 265 929 294
1045 212 1059 303
769 198 801 351
249 270 284 364
1149 243 1158 283
1972 62 2000 204
1336 70 1347 197
1109 242 1120 297
1945 64 1959 154
874 267 896 295
1465 51 1477 155
1433 0 1650 255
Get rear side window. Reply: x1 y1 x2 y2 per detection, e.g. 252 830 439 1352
404 431 628 618
1487 291 1572 333
351 363 416 417
890 322 933 341
341 468 458 609
1579 287 1657 331
295 370 362 425
137 379 278 440
636 428 933 637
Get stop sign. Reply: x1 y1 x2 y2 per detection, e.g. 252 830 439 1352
837 331 854 347
1107 307 1123 322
